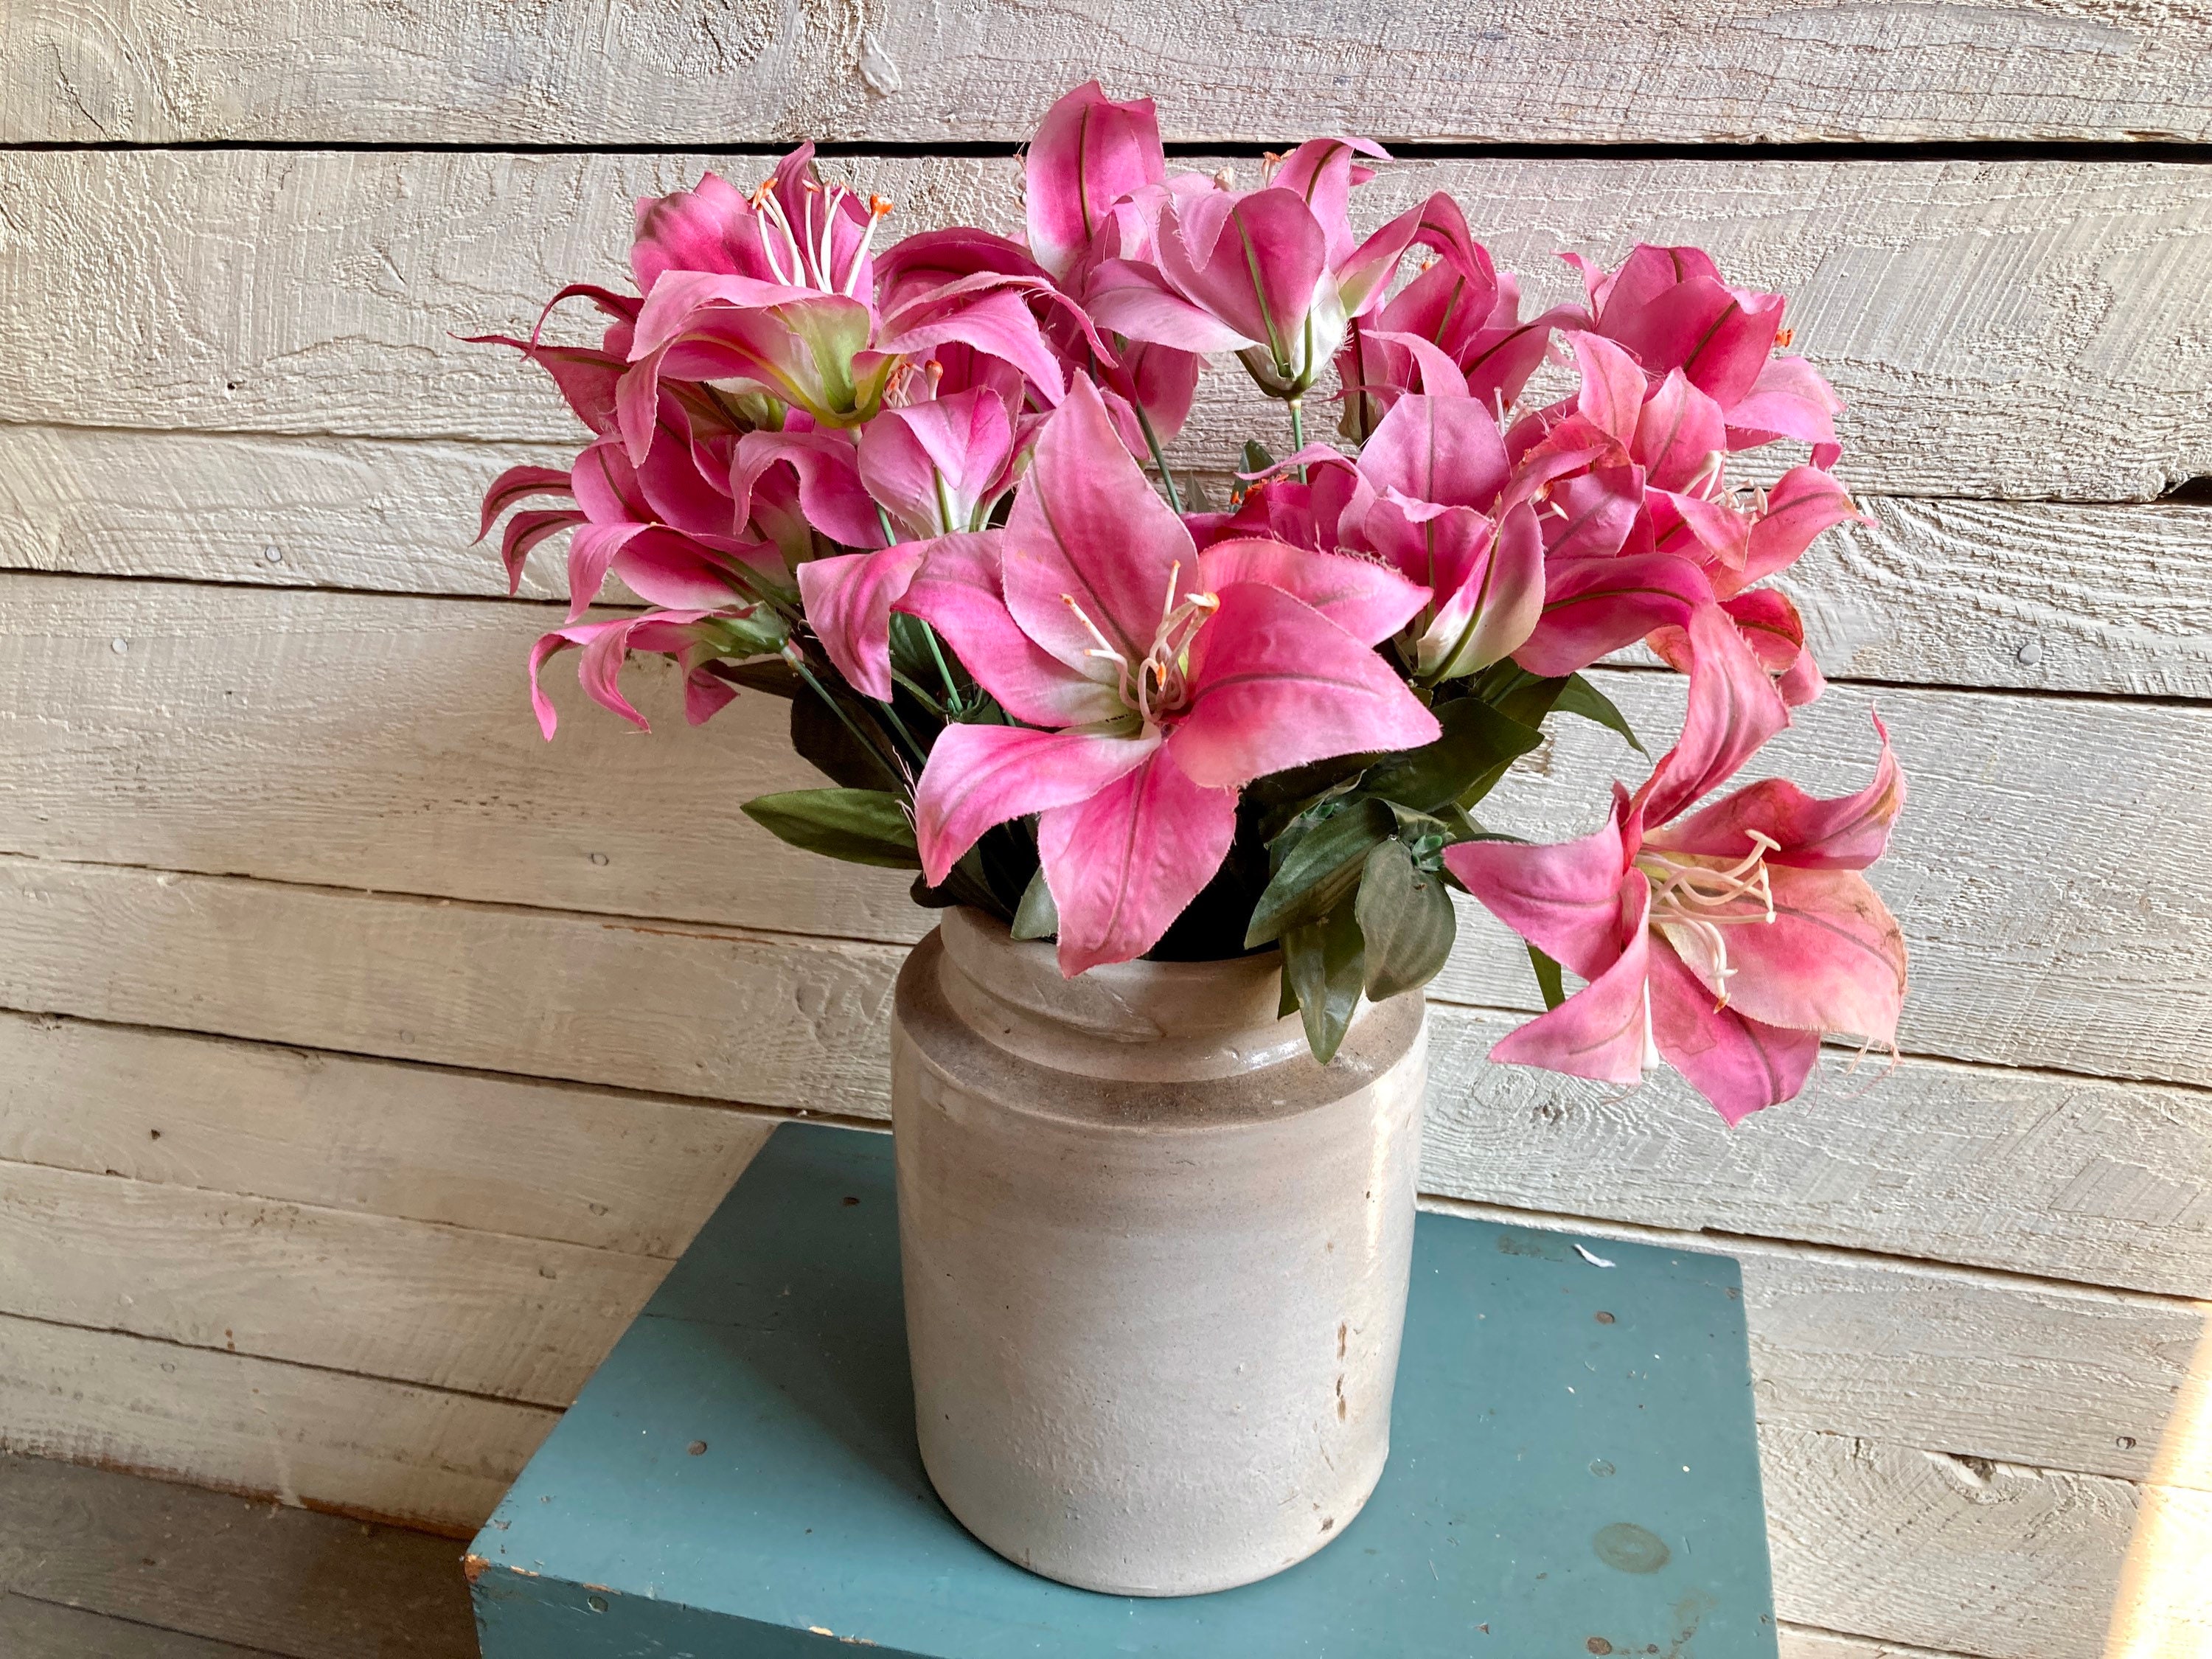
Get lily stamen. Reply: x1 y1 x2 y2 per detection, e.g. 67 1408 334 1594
1637 831 1781 1006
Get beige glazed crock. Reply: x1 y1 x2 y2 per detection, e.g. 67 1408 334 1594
890 906 1429 1596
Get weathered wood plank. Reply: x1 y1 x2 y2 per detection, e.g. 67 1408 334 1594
0 1315 554 1534
1424 1009 2212 1303
0 1011 776 1256
4 830 2208 1293
10 426 2211 698
4 574 2207 1085
1761 1425 2212 1659
5 150 2211 497
1778 1629 1978 1659
1790 498 2212 701
0 1160 669 1404
0 425 572 602
0 1593 288 1659
0 1451 477 1659
13 984 2208 1325
3 994 2203 1481
0 857 905 1116
1435 670 2212 1091
6 0 2209 145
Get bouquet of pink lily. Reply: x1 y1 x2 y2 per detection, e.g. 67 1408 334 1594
475 83 1909 1124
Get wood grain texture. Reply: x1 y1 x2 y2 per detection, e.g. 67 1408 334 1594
1 995 2202 1484
7 150 2212 496
6 0 2210 145
4 574 2207 1085
1759 1425 2212 1659
0 1012 776 1256
1425 1008 2212 1302
0 1452 477 1659
0 1161 669 1404
0 425 574 602
1778 1629 1978 1659
4 846 2210 1296
0 1315 554 1533
0 1595 276 1659
10 426 2211 697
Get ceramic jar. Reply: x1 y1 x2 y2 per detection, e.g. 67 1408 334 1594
890 907 1427 1596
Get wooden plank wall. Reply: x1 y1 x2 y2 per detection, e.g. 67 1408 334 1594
1 6 2209 1654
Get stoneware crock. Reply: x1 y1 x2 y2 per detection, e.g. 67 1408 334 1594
890 906 1428 1596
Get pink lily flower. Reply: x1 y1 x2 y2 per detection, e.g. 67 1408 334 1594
1444 608 1906 1122
1023 81 1168 284
897 378 1439 975
855 386 1022 539
1337 196 1584 437
1087 141 1453 401
1564 244 1845 466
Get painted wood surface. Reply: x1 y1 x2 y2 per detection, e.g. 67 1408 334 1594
0 1011 776 1255
4 574 2207 1088
0 1313 555 1533
1761 1425 2212 1659
7 0 2210 145
12 424 2212 698
0 1158 669 1403
7 150 2212 497
0 1452 477 1659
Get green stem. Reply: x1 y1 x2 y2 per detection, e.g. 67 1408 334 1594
1287 398 1307 481
922 625 964 714
1132 396 1184 515
783 644 908 787
888 667 947 719
875 697 928 767
874 503 899 546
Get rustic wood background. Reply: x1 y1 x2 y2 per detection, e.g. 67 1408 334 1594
2 5 2210 1654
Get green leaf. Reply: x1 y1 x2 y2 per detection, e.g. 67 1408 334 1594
1355 839 1459 1001
740 788 919 869
1010 867 1059 940
1527 942 1568 1011
1282 904 1366 1064
1476 664 1574 730
1241 438 1279 476
1361 696 1545 815
1553 673 1645 754
1245 798 1395 947
1240 750 1380 842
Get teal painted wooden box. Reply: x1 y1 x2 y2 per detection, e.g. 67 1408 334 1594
468 1122 1778 1656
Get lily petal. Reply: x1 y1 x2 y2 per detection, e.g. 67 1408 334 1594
1487 874 1653 1085
895 532 1124 727
912 723 1157 886
1195 538 1430 645
1645 714 1905 870
1443 794 1635 981
1635 602 1793 826
1646 939 1820 1124
1172 580 1441 787
1037 743 1239 975
798 546 927 700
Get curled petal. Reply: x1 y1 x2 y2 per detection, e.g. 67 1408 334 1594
1514 552 1714 678
1359 392 1510 512
798 546 926 700
1037 744 1239 976
1738 466 1867 591
1726 355 1844 453
1644 713 1905 871
895 532 1122 727
1568 333 1648 448
1634 602 1792 827
1001 376 1194 675
1443 794 1637 981
1025 82 1167 281
1633 369 1728 494
912 723 1157 886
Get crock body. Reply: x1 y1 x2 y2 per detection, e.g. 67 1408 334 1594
890 908 1427 1596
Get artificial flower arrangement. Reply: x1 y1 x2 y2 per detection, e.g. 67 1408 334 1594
475 82 1908 1125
